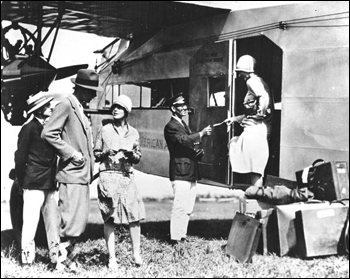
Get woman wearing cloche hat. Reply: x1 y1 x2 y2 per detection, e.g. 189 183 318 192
93 94 145 269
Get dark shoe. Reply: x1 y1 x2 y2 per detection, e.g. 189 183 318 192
180 237 189 243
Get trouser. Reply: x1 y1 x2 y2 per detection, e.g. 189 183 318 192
21 189 59 264
170 180 197 240
58 183 90 264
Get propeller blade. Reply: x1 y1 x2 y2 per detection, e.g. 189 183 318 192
55 64 89 80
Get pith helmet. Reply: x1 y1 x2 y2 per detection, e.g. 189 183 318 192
235 55 256 73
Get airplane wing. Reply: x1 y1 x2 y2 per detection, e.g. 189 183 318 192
1 1 230 39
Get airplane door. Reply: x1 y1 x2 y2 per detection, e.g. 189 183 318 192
189 42 230 185
233 36 282 184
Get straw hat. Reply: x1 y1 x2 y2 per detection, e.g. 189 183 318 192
27 92 53 114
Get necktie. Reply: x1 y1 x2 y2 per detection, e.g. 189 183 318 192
182 120 190 133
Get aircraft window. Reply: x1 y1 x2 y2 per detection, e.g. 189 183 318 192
208 77 226 107
150 78 189 108
104 85 119 108
141 87 151 108
120 84 141 107
111 78 189 109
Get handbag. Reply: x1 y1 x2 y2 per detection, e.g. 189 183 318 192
296 159 349 201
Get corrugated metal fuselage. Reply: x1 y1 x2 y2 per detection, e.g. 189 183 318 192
93 1 349 185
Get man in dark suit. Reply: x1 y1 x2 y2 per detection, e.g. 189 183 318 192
164 93 212 245
42 69 102 271
15 92 59 266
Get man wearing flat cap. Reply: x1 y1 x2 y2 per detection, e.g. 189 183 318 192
164 93 212 245
42 69 103 271
14 92 59 266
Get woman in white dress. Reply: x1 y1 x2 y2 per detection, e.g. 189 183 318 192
225 55 274 186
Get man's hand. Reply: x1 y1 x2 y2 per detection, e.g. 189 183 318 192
200 125 212 137
71 151 85 166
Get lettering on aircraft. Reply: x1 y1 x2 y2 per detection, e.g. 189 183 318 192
140 136 168 150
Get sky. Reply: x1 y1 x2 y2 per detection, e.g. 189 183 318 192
1 21 112 201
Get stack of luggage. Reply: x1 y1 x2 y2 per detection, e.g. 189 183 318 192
226 159 349 262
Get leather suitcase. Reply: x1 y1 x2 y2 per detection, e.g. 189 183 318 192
296 159 349 201
273 202 338 256
295 202 349 258
226 212 261 263
255 209 278 255
239 198 274 216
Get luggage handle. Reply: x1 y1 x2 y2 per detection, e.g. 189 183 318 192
330 198 349 206
307 159 326 183
311 159 325 167
305 199 325 204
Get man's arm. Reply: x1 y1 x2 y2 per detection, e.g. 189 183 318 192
164 123 201 147
41 101 75 161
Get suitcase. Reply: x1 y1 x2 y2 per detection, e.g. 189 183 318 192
239 198 274 216
295 202 349 258
239 199 276 255
256 209 278 255
296 159 349 201
226 212 261 263
273 201 340 256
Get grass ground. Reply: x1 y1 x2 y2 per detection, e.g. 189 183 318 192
1 199 349 278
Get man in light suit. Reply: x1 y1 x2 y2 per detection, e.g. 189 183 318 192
42 69 102 271
164 93 212 245
15 92 58 266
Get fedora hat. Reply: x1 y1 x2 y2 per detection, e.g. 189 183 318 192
27 92 54 114
71 69 103 91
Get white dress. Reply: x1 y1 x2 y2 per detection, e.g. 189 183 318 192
229 119 269 176
229 74 273 176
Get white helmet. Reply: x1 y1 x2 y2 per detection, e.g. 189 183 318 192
111 95 132 113
235 55 256 73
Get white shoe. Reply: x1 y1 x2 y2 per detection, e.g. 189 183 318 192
108 258 118 270
58 242 69 263
67 262 78 273
55 261 65 271
132 254 143 266
21 250 34 265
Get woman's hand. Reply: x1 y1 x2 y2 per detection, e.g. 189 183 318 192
224 117 234 126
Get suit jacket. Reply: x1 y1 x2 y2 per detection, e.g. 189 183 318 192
164 117 201 181
41 95 94 184
15 118 57 190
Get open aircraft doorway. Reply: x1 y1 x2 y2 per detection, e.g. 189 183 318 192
232 35 283 185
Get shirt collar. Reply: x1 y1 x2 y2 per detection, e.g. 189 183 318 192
34 116 45 126
171 115 183 125
72 94 82 108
